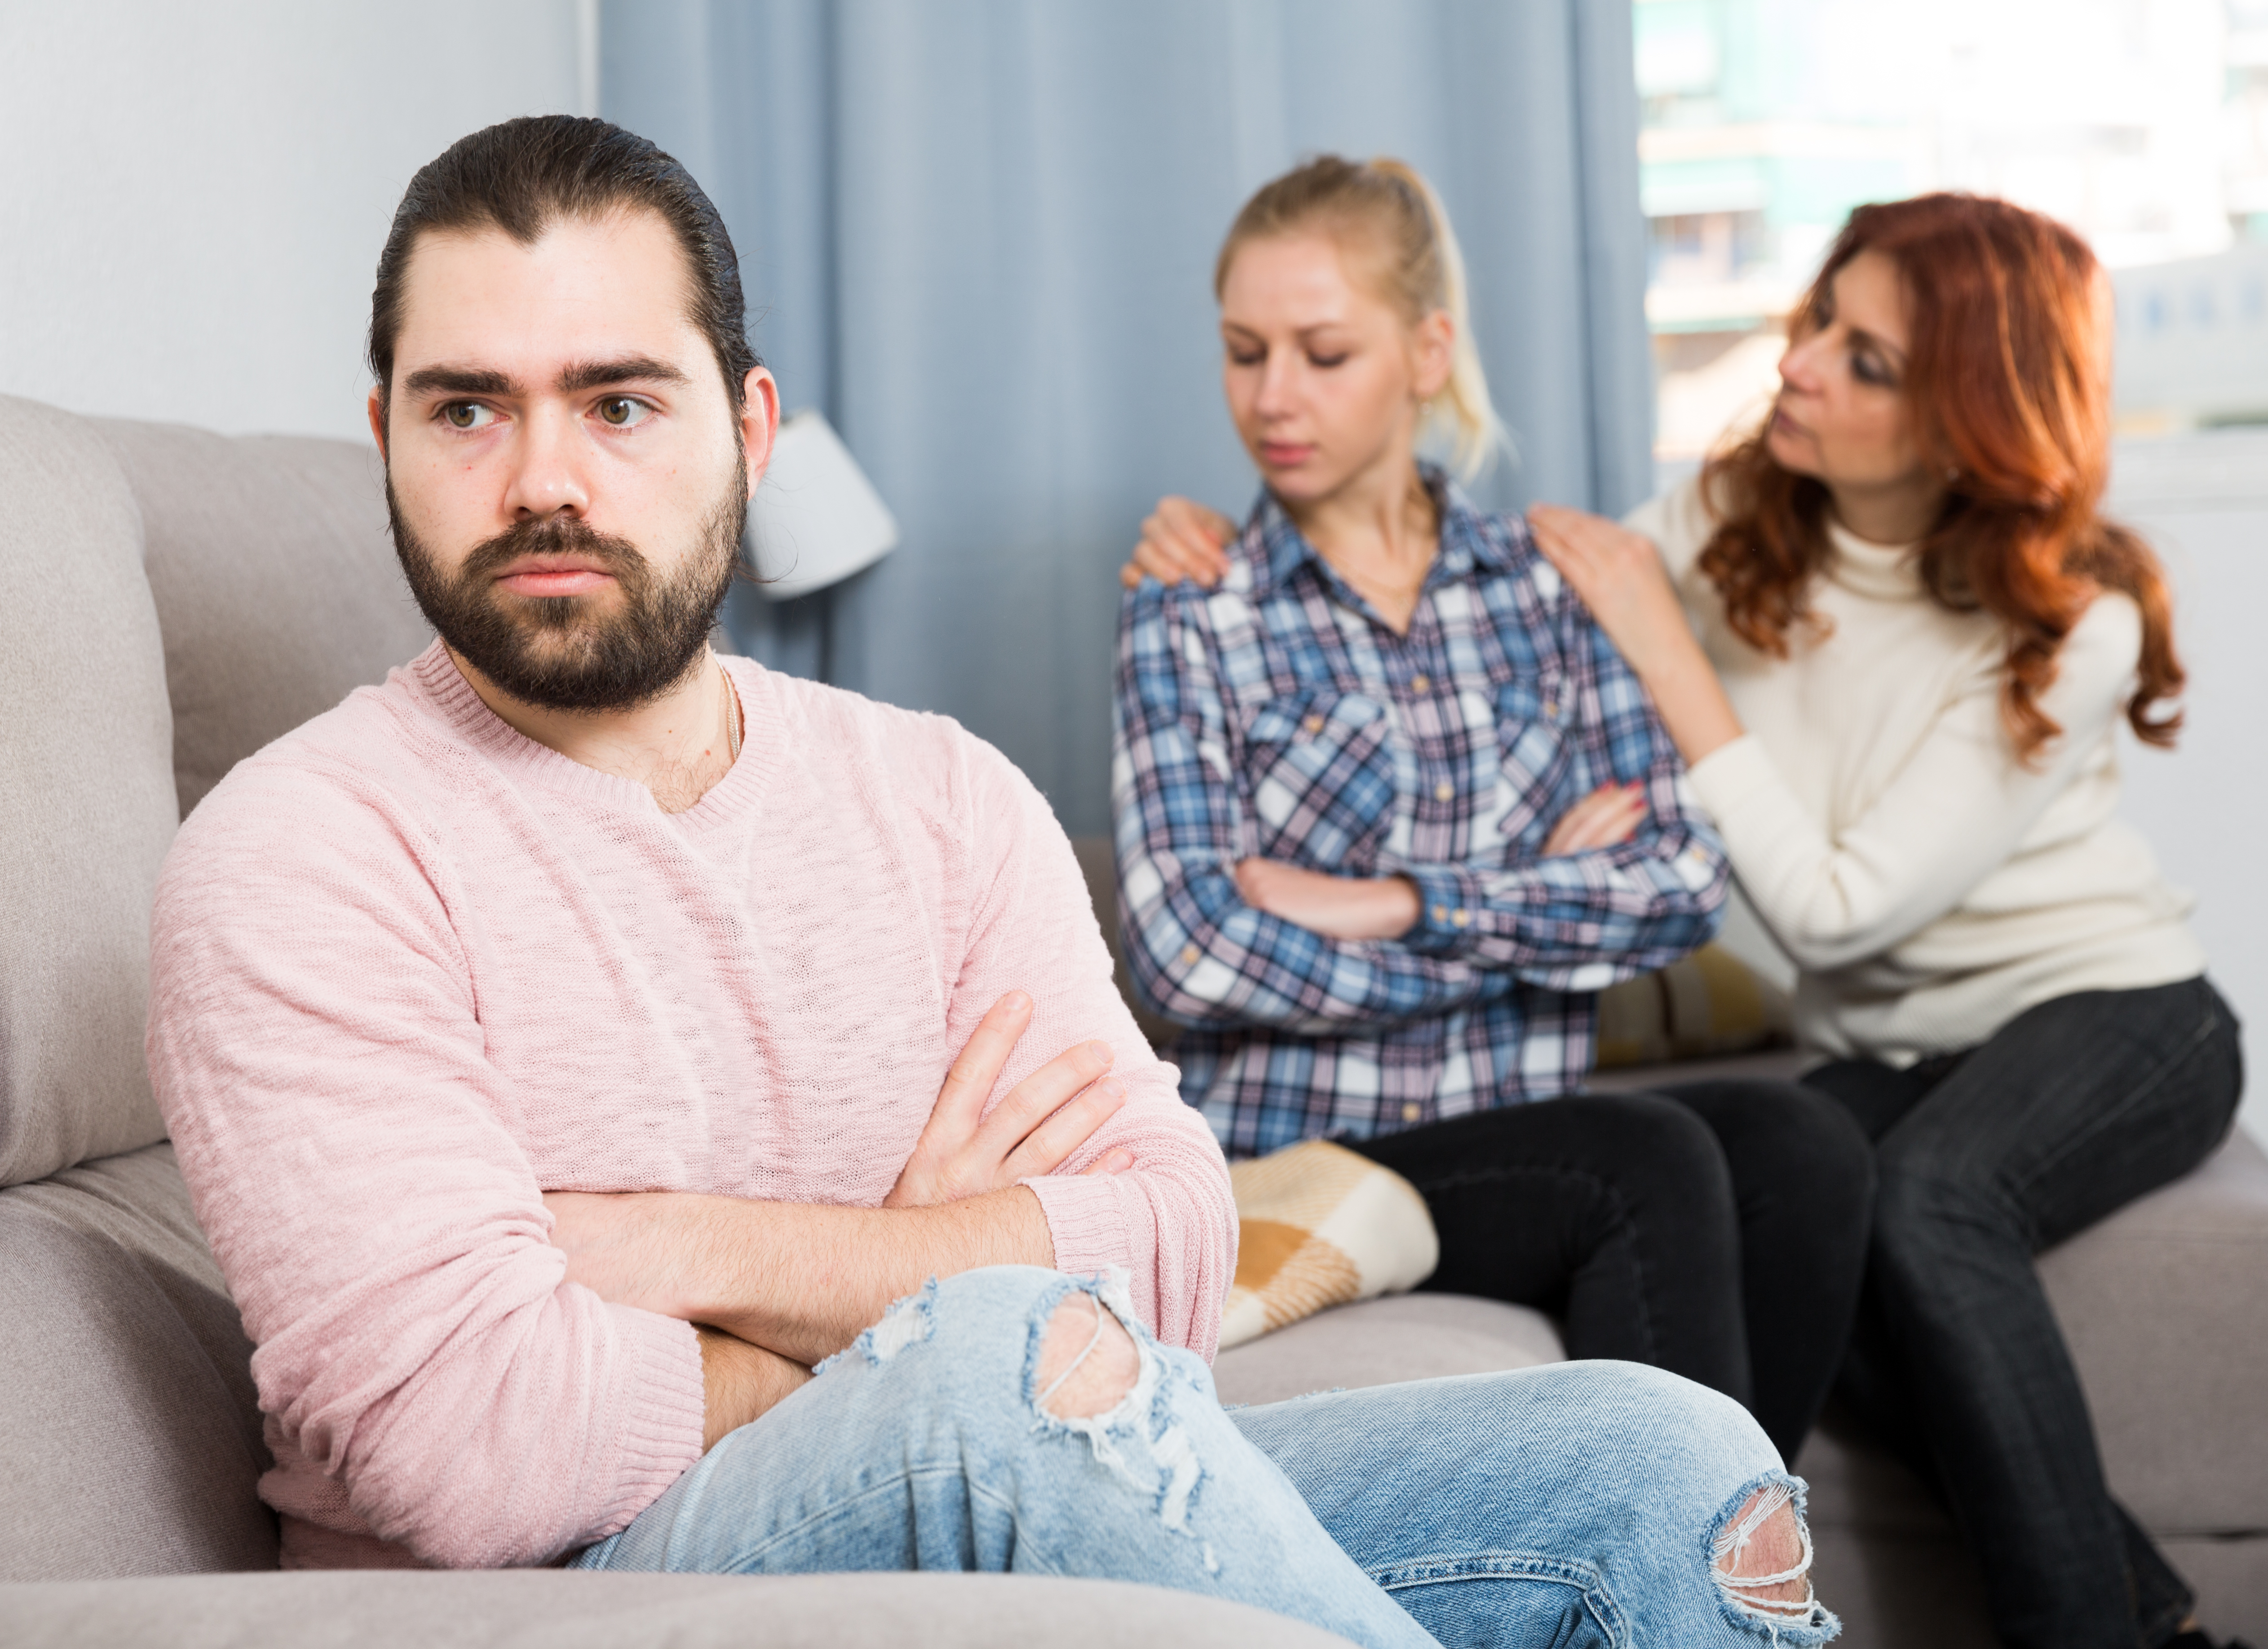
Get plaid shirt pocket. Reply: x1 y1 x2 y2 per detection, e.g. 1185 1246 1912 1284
1488 674 1574 854
1241 691 1397 874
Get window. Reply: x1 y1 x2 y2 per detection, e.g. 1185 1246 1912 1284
1636 0 2268 457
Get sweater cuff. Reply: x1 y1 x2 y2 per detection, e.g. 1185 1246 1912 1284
587 1307 707 1545
1685 732 1779 824
1400 863 1484 956
1022 1171 1128 1279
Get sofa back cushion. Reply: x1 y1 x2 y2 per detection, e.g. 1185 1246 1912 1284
0 396 178 1189
0 1144 277 1578
88 419 431 818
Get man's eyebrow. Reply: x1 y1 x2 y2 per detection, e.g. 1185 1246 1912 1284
557 356 692 393
402 365 522 399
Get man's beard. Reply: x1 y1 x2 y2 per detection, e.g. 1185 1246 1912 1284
388 470 745 714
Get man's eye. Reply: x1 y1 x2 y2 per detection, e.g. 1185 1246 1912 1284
596 397 651 427
441 403 493 430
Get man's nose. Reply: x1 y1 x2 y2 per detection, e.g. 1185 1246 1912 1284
501 404 591 520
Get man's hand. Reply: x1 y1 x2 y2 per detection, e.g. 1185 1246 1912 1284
1541 783 1649 857
544 1188 695 1321
1235 858 1421 941
886 990 1135 1208
1119 496 1236 589
697 1325 811 1451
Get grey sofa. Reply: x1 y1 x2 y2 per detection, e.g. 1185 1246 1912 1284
2 392 2263 1647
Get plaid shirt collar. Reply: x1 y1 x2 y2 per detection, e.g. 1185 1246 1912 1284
1248 463 1520 607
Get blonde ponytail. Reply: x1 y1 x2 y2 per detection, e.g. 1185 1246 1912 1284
1215 154 1510 480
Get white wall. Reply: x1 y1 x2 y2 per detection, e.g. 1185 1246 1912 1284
0 2 588 444
2108 433 2268 1146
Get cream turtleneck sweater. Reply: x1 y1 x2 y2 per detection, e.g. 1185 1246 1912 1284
1625 480 2205 1066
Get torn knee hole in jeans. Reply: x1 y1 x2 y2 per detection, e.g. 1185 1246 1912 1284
1028 1275 1217 1573
1713 1476 1834 1638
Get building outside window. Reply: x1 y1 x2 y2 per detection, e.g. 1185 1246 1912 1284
1635 0 2268 459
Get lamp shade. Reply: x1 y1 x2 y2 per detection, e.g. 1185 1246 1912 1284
744 410 900 601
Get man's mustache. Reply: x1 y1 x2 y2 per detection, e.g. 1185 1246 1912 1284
460 514 650 586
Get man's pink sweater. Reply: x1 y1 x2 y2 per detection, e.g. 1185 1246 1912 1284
146 643 1233 1572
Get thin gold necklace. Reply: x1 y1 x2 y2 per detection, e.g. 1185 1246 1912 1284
719 659 742 762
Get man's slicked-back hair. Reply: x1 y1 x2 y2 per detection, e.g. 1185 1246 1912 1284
369 115 759 415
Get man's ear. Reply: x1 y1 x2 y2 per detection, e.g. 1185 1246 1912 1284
739 367 781 498
367 386 389 461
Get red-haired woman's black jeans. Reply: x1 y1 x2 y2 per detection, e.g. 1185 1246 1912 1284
1804 976 2243 1649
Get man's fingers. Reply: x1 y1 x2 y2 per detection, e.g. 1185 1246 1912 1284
975 1037 1117 1153
931 992 1034 1133
1003 1078 1132 1182
1081 1147 1136 1177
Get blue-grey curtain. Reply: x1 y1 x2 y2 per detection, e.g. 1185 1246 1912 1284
601 0 1651 834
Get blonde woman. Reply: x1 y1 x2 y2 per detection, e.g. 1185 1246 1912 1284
1113 155 1873 1465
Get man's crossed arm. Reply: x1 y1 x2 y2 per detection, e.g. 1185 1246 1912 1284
544 990 1137 1445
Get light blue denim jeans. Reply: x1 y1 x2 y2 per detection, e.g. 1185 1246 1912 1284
574 1266 1838 1648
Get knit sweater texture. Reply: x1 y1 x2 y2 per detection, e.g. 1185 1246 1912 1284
146 642 1233 1571
1627 480 2205 1064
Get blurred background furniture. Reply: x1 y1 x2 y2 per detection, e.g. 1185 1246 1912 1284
2 394 2263 1647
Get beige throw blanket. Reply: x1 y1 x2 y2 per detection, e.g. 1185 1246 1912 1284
1220 1139 1440 1350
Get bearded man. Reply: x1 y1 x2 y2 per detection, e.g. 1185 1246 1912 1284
143 116 1830 1649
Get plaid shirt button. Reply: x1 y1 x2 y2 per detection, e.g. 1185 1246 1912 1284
1180 944 1200 965
1401 1101 1423 1123
1411 674 1431 692
1451 909 1471 927
1433 781 1454 802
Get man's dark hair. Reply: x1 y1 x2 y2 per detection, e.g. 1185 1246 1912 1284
368 115 759 416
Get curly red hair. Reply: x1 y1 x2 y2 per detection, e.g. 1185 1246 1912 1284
1697 193 2183 759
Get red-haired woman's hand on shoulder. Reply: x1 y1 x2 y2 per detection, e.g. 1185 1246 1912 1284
1526 503 1745 766
1120 496 1236 589
1525 505 1692 669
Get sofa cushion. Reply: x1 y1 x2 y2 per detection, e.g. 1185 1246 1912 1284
0 396 178 1189
0 1144 275 1579
1593 944 1793 1068
0 1571 1358 1649
1211 1293 1563 1408
2038 1124 2268 1534
88 420 430 818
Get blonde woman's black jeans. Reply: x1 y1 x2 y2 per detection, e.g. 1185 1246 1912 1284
1346 1079 1876 1463
1803 976 2243 1649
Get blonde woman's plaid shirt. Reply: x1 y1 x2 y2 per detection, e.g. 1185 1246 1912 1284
1112 474 1728 1159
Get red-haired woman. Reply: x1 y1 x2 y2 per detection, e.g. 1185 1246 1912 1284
1132 194 2243 1649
